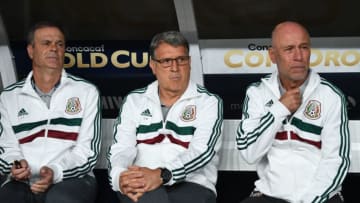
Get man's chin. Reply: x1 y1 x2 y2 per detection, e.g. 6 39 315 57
291 76 308 83
46 65 62 70
292 71 308 80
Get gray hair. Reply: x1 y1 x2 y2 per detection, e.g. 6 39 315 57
27 21 66 45
149 31 189 58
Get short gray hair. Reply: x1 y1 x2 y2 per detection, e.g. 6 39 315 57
27 21 66 45
149 31 189 58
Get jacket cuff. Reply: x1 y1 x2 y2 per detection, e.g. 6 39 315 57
269 100 291 120
110 167 126 193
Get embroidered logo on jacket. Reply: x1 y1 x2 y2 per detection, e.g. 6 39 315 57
181 105 196 122
18 108 29 117
65 97 82 115
304 100 321 120
141 109 152 117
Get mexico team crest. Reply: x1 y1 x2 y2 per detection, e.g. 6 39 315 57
181 105 196 122
304 100 321 120
65 97 82 115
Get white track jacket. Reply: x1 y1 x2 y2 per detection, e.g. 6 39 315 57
108 81 223 194
236 71 350 203
0 70 101 184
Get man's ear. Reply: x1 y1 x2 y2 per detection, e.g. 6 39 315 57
27 44 34 60
268 47 276 64
149 58 156 75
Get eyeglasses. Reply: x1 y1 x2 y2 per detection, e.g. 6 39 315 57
152 56 190 67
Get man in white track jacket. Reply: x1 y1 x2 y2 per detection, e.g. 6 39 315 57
0 22 101 203
108 31 223 203
237 21 350 203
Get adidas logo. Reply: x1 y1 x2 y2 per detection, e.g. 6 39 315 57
18 108 28 117
141 109 152 117
265 100 274 107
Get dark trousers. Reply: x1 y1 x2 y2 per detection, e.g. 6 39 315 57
0 175 97 203
117 182 216 203
240 192 344 203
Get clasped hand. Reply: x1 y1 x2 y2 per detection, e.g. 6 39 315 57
11 160 54 194
119 166 162 202
279 88 302 113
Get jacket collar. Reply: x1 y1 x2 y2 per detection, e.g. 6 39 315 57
21 69 68 96
262 69 320 99
145 80 199 104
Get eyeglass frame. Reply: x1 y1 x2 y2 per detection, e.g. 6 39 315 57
152 55 191 68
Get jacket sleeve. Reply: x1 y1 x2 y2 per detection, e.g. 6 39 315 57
0 94 24 175
108 95 138 192
164 95 223 185
236 86 290 164
300 91 350 203
48 86 102 183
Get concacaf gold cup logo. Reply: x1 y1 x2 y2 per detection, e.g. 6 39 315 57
64 44 150 69
224 48 360 71
201 38 360 74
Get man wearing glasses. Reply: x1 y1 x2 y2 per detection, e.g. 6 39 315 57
108 31 223 203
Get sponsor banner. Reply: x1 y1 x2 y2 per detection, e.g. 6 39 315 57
11 40 153 78
94 76 155 118
204 74 266 119
64 40 152 77
10 40 155 118
201 37 360 74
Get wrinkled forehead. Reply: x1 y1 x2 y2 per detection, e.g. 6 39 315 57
272 24 310 47
154 43 188 57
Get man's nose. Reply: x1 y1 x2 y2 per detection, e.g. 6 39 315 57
293 48 303 61
169 59 180 71
49 43 58 51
